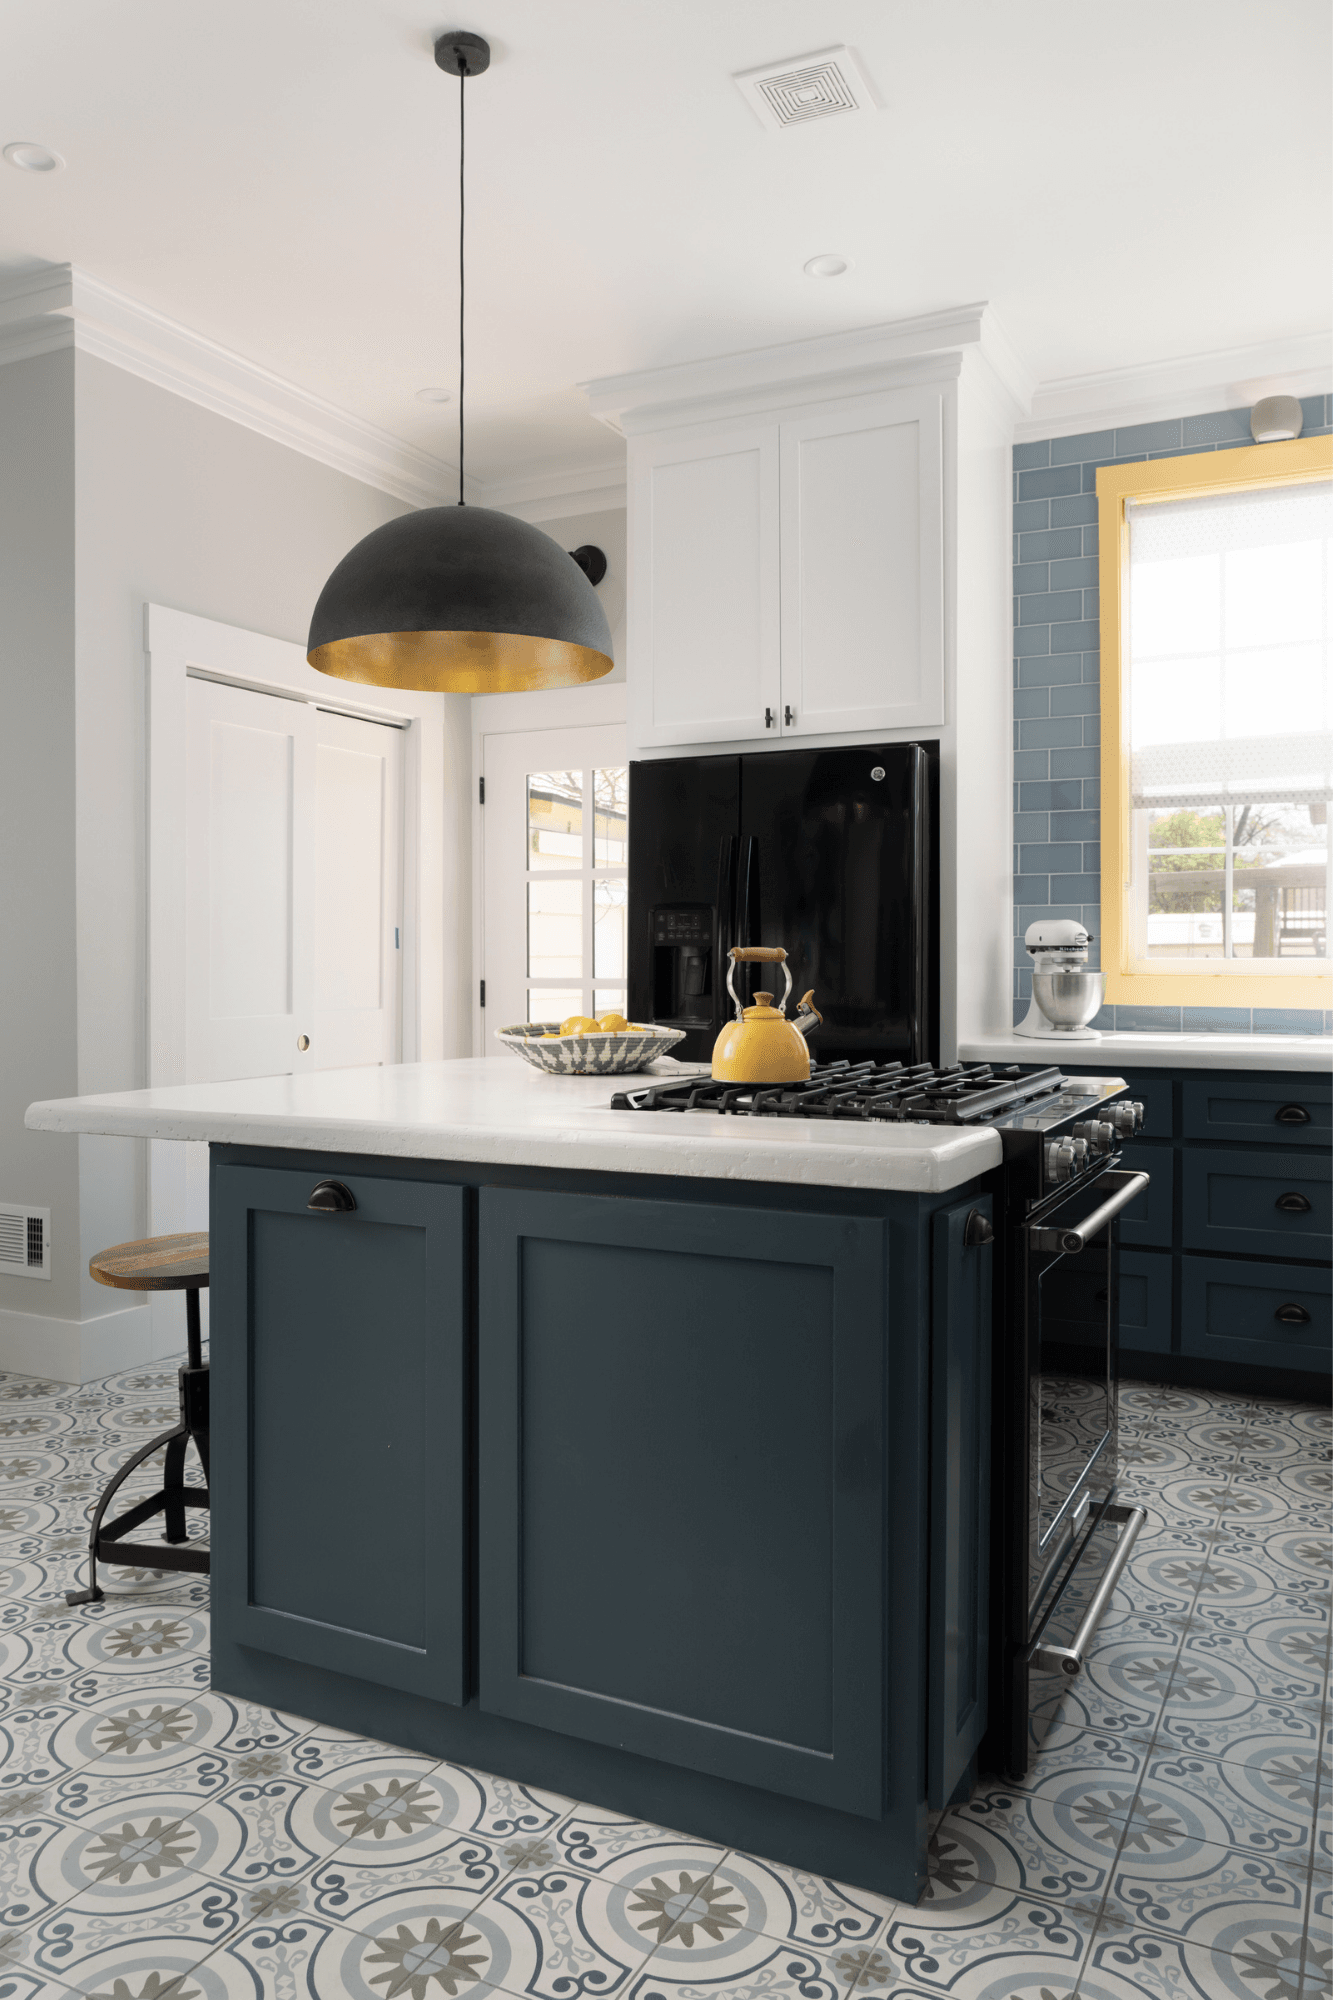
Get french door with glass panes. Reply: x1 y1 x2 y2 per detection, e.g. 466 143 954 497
481 723 628 1042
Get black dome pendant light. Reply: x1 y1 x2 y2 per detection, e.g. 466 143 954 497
307 31 613 693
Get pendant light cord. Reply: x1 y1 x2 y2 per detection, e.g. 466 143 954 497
457 62 465 506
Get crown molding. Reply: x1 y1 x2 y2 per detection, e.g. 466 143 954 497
1017 330 1332 442
580 302 1032 434
0 263 468 508
485 460 627 522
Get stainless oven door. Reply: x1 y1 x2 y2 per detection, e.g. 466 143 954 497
1023 1168 1148 1627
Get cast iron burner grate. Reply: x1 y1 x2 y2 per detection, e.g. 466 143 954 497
611 1061 1067 1124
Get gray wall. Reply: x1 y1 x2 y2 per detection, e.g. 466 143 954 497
0 351 81 1323
1012 394 1333 1035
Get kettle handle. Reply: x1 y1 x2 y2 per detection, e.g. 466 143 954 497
726 947 792 1020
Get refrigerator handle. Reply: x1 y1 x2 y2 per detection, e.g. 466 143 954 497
715 834 738 1028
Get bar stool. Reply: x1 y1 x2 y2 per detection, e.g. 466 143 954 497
66 1231 210 1606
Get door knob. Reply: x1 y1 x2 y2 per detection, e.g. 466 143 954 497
297 1034 310 1052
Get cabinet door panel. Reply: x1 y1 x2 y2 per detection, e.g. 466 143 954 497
929 1196 992 1808
1116 1142 1173 1248
1182 1076 1331 1148
780 390 944 735
477 1189 885 1816
210 1162 468 1702
1119 1249 1172 1355
629 425 780 747
1182 1254 1331 1374
1181 1148 1330 1261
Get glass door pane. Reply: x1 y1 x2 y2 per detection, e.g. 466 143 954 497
528 771 584 868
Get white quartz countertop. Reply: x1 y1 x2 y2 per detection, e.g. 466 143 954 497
25 1057 1003 1196
961 1031 1332 1073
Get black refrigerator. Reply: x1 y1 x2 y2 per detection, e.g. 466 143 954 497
628 744 939 1068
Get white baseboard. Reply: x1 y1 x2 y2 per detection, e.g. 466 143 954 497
0 1299 178 1385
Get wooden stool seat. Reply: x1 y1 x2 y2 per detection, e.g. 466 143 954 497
69 1231 211 1608
90 1232 209 1291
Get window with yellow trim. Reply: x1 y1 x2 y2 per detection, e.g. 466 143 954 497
1098 438 1333 1009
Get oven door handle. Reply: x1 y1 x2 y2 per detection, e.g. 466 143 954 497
1027 1169 1149 1255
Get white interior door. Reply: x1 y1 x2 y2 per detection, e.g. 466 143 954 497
313 710 404 1070
186 677 317 1083
482 722 628 1043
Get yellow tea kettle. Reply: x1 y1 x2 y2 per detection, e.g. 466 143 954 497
712 946 822 1084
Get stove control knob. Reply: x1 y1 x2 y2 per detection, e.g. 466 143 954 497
1071 1136 1090 1167
1110 1101 1145 1136
1077 1119 1117 1154
1045 1138 1077 1182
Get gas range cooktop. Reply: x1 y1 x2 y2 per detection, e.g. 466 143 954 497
612 1060 1130 1133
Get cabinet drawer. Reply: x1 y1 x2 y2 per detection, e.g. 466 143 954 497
1182 1076 1331 1147
1182 1149 1330 1261
1119 1249 1173 1355
1116 1142 1173 1248
1182 1254 1332 1374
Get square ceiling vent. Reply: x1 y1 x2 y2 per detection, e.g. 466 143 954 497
733 46 876 132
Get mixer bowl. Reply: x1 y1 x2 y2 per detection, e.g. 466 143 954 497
1031 968 1106 1032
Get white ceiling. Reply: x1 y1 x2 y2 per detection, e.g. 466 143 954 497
3 0 1330 487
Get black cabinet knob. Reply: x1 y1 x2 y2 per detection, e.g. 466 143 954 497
1275 1303 1312 1325
1275 1191 1312 1214
1276 1103 1311 1124
307 1180 357 1213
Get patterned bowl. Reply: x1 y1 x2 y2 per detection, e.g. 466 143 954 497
495 1022 687 1075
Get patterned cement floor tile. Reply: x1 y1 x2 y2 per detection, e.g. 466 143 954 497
1102 1832 1310 1960
709 1849 895 1950
1154 1696 1325 1768
627 1932 871 1997
1009 1728 1147 1796
305 1828 505 1932
1135 1749 1319 1861
851 1883 1097 1996
47 1688 303 1783
174 1774 353 1891
548 1804 726 1888
1080 1928 1323 1998
278 1725 439 1785
5 1873 246 1995
931 1786 1119 1905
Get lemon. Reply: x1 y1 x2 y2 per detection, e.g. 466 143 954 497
596 1011 630 1033
559 1014 599 1036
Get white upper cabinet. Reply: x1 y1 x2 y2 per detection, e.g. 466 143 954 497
628 422 781 747
626 390 943 750
779 388 943 737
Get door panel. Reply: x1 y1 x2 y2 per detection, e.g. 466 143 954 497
780 390 944 735
477 1188 885 1815
210 1161 469 1702
630 424 781 746
186 678 315 1082
1181 1148 1330 1260
929 1196 993 1808
313 710 403 1070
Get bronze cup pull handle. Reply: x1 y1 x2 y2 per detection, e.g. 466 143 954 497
307 1180 357 1213
1276 1103 1311 1124
1275 1191 1312 1214
1275 1302 1312 1325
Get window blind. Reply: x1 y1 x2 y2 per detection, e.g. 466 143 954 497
1126 477 1332 809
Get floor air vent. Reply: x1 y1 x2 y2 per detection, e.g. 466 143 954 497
733 46 876 132
0 1204 51 1280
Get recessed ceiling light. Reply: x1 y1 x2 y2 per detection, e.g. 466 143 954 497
415 386 452 403
3 141 64 173
804 254 851 279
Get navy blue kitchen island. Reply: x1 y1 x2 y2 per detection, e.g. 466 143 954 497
205 1141 995 1906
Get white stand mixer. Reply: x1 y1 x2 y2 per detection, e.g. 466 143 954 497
1014 919 1106 1040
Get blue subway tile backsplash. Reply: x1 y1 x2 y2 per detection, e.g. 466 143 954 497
1011 399 1332 1038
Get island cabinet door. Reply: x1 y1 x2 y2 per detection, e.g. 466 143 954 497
927 1196 993 1810
210 1163 468 1704
477 1188 887 1818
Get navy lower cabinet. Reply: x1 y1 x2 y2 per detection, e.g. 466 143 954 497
209 1162 470 1702
1061 1064 1332 1394
477 1188 886 1816
207 1144 999 1904
928 1195 993 1808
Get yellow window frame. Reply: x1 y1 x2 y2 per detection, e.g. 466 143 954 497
1098 435 1333 1008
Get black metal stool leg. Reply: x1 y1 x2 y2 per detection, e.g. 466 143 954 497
66 1419 186 1607
161 1431 189 1543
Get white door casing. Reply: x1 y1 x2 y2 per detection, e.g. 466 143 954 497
313 710 404 1072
